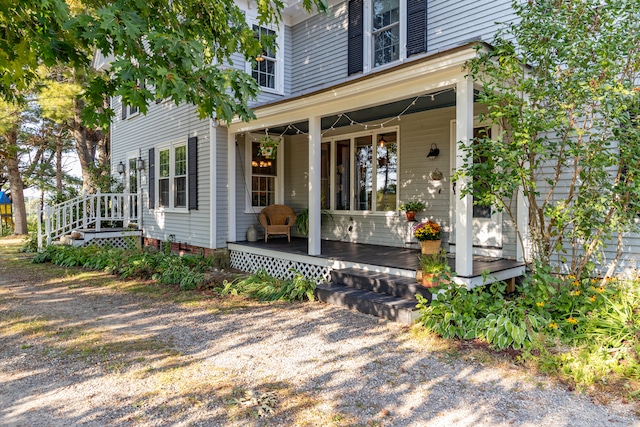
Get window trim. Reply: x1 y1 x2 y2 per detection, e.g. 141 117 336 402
364 0 407 73
245 134 284 213
245 21 284 95
323 126 400 215
154 138 189 213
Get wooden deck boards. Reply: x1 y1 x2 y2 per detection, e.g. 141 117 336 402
233 237 524 278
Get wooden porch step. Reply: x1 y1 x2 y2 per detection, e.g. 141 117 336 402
317 269 433 324
330 268 431 300
316 283 423 324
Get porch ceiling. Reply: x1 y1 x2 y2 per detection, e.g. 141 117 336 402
267 88 482 135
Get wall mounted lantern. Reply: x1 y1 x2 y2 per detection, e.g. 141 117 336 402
426 143 440 159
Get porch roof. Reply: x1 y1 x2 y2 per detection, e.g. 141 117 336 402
227 40 491 134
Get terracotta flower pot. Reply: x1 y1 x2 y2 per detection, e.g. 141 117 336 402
405 211 417 221
420 239 441 255
420 272 451 288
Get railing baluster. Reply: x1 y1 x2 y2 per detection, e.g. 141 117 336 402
37 205 42 249
45 206 52 245
96 190 102 232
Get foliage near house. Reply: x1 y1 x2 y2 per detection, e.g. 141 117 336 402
461 0 640 278
0 0 329 128
31 243 317 301
417 270 640 398
215 269 317 302
32 244 216 290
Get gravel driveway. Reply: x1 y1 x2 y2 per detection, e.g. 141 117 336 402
1 245 639 426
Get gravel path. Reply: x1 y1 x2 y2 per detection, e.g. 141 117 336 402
1 248 639 426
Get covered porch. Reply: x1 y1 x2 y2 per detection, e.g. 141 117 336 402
226 41 529 287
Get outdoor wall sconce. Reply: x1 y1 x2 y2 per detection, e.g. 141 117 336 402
426 143 440 159
136 156 145 171
117 161 125 175
378 136 386 148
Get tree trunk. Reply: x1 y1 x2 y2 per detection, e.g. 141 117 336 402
72 98 110 193
5 127 28 235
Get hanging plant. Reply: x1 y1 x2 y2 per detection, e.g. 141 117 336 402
259 135 280 159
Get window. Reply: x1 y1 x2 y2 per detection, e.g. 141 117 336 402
253 25 276 89
372 0 400 67
250 141 277 207
149 137 197 211
326 129 398 212
121 80 145 119
348 0 427 75
157 142 187 209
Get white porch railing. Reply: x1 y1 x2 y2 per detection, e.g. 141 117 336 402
37 190 139 248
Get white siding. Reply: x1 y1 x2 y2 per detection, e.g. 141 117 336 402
291 2 349 93
427 0 516 52
111 98 212 248
288 0 515 96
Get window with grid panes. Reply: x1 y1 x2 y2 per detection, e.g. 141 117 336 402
251 141 277 207
252 25 277 90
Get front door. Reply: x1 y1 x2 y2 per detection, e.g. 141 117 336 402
449 120 503 252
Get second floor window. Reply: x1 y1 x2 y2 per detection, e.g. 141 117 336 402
253 25 277 90
372 0 400 67
348 0 427 75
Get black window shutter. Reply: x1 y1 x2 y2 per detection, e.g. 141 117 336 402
188 136 198 210
148 148 155 209
348 0 364 75
121 102 127 120
407 0 427 57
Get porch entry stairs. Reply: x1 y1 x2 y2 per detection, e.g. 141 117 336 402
37 190 141 249
317 268 431 324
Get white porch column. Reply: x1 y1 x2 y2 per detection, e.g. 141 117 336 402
455 76 474 277
227 129 237 242
209 119 217 249
516 186 529 262
308 116 322 255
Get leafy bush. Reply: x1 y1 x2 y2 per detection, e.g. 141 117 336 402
32 244 211 290
417 260 640 397
215 269 317 302
416 280 544 350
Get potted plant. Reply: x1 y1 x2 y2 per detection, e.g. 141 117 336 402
416 249 450 287
259 135 280 159
294 208 333 235
413 219 442 254
398 199 425 221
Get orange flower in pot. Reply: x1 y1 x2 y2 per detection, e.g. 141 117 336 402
413 219 441 254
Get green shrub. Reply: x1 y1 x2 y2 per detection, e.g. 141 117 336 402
31 244 210 290
215 269 317 302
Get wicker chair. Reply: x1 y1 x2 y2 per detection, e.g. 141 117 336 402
258 204 297 242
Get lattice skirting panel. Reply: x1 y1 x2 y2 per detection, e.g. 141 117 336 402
230 250 331 283
80 236 138 250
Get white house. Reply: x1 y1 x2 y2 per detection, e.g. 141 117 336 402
44 0 637 322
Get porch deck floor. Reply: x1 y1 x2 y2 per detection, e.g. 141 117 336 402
232 237 524 278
